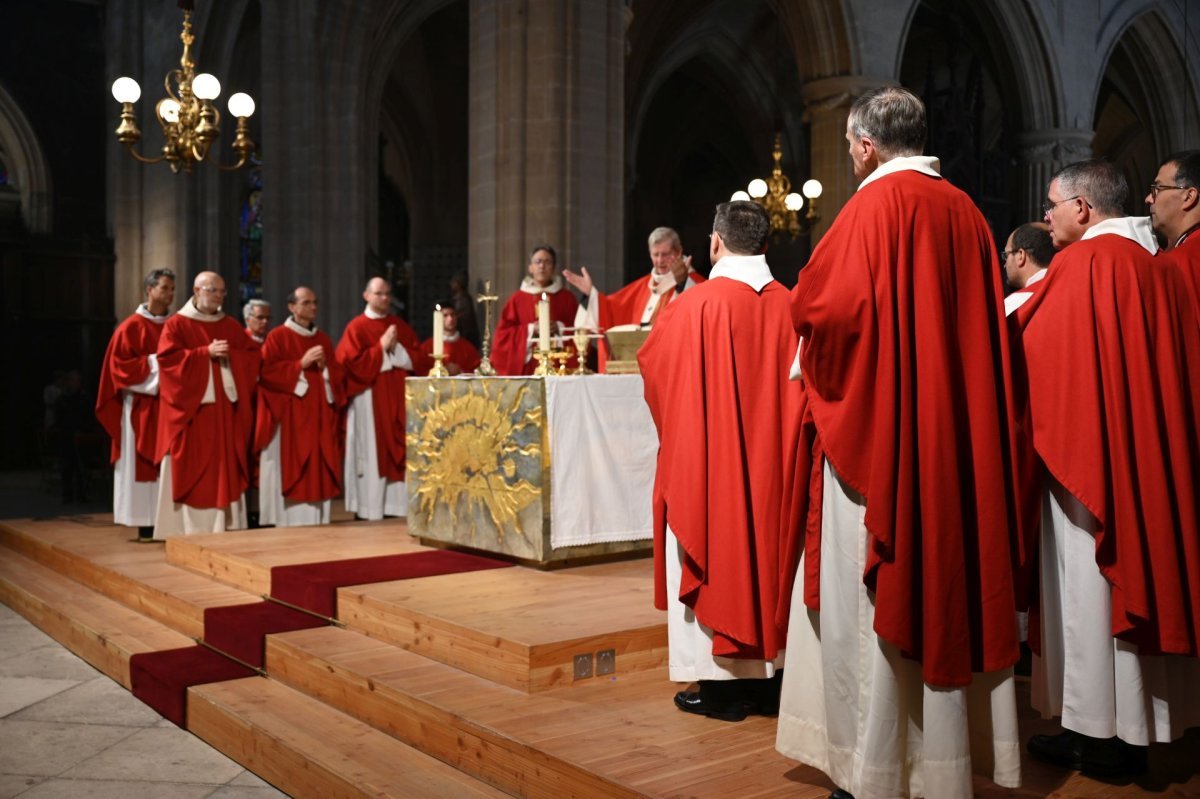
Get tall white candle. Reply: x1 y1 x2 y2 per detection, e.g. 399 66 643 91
538 293 551 352
433 305 444 358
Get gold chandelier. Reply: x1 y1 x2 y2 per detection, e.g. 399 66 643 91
110 1 256 174
732 133 822 238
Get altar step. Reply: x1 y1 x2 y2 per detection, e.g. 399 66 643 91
188 677 512 798
0 546 192 688
264 625 814 799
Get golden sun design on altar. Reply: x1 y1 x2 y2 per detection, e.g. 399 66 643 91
407 381 543 539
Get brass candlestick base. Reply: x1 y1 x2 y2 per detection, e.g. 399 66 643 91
532 349 554 376
551 350 571 375
428 352 449 378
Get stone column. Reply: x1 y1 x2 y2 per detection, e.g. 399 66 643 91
468 0 625 299
800 75 893 242
1013 129 1093 223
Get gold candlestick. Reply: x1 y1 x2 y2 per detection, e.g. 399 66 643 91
475 280 498 376
532 349 554 376
428 352 449 378
552 349 571 375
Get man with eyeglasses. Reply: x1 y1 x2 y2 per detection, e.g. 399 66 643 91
1018 159 1200 777
153 272 262 537
243 299 272 346
1002 222 1055 316
95 268 175 540
1147 151 1200 309
776 86 1028 799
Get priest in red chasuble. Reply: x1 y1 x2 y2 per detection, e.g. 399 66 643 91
565 227 704 370
776 86 1029 799
418 305 481 375
639 201 799 722
95 268 174 538
1147 150 1200 308
254 286 345 527
153 272 261 538
490 245 580 375
1018 159 1200 777
336 277 427 521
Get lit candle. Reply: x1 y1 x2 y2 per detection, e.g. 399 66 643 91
433 304 444 358
538 292 550 352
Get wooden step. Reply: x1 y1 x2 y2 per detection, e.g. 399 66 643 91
0 517 255 638
166 523 424 594
336 558 667 692
0 548 193 688
188 676 513 799
265 626 817 799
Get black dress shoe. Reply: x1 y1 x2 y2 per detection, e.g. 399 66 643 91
1027 729 1147 777
674 680 756 721
829 790 855 799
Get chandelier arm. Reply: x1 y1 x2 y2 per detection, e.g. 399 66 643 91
164 71 182 102
214 152 251 172
123 144 167 165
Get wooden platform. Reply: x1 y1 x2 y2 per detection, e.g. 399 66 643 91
2 513 1198 799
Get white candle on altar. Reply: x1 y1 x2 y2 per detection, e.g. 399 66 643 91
433 305 444 357
538 292 551 352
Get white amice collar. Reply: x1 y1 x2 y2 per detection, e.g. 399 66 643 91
178 297 224 322
136 303 169 324
858 155 942 190
1024 268 1048 288
1080 216 1159 255
285 317 318 337
519 274 565 295
709 254 775 292
364 306 389 320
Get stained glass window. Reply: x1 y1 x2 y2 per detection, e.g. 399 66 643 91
239 156 263 303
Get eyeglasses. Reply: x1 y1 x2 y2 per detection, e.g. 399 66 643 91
1148 183 1190 199
1000 249 1023 260
1042 195 1091 216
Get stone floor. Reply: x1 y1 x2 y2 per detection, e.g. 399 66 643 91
0 471 290 798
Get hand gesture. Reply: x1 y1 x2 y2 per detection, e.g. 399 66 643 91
670 254 692 284
208 339 230 359
562 267 594 296
300 345 325 369
380 324 398 353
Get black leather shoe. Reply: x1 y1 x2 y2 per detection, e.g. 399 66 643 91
829 790 855 799
1027 730 1147 777
674 680 756 721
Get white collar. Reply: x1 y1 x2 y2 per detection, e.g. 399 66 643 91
285 316 318 337
444 331 460 343
1024 268 1048 288
858 155 942 190
1080 216 1159 255
364 306 390 320
709 254 775 292
519 275 564 295
178 297 224 322
136 303 169 324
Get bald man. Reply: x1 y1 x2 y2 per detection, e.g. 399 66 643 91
153 272 261 537
336 277 427 520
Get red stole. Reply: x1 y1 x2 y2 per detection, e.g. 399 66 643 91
96 312 164 482
335 313 425 481
255 323 346 502
640 277 800 661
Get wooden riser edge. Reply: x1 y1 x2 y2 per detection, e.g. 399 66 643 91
265 631 646 799
0 550 193 690
338 596 668 694
0 521 209 639
165 537 272 597
187 678 512 799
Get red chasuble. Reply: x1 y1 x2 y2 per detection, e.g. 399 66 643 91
784 169 1030 687
254 323 346 503
1019 234 1200 657
335 313 426 481
491 288 579 376
95 312 164 482
639 276 800 661
156 308 261 509
1165 232 1200 312
418 336 481 375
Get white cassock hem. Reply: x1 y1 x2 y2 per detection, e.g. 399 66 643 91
1031 479 1200 745
152 455 247 539
343 389 406 521
112 392 158 527
258 427 331 528
776 461 1021 799
664 525 783 682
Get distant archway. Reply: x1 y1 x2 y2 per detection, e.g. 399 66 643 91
0 81 52 234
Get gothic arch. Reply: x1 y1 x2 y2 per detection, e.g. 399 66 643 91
0 81 52 234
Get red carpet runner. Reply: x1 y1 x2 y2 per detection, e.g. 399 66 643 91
130 548 512 726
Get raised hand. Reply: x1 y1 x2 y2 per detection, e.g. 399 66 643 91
562 267 594 296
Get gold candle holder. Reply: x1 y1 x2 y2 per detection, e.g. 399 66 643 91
428 352 449 378
532 349 554 376
552 350 571 375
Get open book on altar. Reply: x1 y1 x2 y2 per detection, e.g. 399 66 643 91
605 325 651 373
